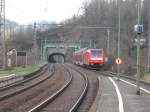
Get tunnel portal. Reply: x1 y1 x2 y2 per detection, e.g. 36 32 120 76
48 53 65 63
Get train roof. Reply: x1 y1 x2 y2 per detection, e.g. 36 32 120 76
74 48 88 53
74 48 104 54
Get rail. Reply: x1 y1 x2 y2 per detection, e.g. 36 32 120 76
0 64 47 88
68 65 89 112
0 64 53 101
104 71 150 85
28 64 73 112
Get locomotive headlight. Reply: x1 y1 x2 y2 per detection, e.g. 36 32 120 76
91 58 103 60
90 58 96 60
97 58 103 60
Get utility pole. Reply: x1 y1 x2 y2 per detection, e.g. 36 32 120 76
0 0 6 69
148 0 150 72
33 22 38 65
79 40 81 49
41 40 43 61
90 40 92 48
107 29 110 55
117 0 121 81
44 39 46 61
148 25 150 72
90 40 95 48
136 0 141 95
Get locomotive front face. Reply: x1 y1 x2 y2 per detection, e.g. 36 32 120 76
88 49 105 67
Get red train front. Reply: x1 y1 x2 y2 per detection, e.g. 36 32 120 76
73 48 105 68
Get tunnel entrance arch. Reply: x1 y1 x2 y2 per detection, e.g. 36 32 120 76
41 40 82 61
48 53 65 63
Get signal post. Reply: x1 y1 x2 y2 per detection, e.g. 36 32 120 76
134 0 143 95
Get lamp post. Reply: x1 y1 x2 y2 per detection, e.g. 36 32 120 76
136 0 141 95
117 0 121 81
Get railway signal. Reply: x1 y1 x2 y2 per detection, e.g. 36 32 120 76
116 58 122 65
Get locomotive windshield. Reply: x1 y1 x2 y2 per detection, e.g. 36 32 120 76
91 50 102 56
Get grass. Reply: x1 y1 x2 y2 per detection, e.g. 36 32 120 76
0 65 39 77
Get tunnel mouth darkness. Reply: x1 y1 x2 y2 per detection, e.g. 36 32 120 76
48 53 65 63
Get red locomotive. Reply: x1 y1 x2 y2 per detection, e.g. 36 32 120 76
73 48 105 68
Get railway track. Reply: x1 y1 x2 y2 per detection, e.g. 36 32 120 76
0 64 89 112
0 64 48 91
100 70 149 83
0 64 57 112
100 71 150 92
68 63 100 112
0 64 54 102
28 64 88 112
0 64 80 112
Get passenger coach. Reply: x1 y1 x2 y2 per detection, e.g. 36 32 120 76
73 48 105 68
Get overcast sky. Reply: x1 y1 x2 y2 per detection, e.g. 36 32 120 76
6 0 85 24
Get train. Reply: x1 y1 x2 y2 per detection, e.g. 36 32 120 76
73 48 105 68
